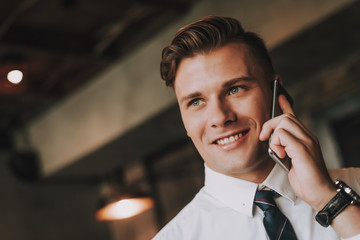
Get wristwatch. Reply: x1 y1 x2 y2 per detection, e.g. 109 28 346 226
315 180 360 227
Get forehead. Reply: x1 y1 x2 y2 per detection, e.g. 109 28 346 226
174 42 261 95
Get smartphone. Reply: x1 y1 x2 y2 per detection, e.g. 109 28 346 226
267 79 291 172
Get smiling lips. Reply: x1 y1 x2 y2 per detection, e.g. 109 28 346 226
215 129 249 145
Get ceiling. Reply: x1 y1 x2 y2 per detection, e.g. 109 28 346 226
0 0 195 145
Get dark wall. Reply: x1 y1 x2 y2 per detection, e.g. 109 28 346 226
0 153 110 240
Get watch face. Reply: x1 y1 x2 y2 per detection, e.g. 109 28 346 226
316 211 330 227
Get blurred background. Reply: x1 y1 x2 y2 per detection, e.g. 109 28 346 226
0 0 359 239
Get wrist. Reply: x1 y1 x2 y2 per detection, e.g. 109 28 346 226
312 184 338 211
314 189 338 212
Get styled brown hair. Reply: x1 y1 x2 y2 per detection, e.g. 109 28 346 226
160 15 274 87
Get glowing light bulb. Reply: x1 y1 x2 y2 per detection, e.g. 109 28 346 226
7 70 23 84
96 197 154 221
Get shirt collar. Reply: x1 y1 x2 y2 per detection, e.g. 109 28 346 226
204 163 296 218
261 164 297 204
204 165 258 217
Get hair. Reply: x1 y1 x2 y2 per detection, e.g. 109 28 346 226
160 15 275 88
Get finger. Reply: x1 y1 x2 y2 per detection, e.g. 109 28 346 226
269 127 305 161
260 108 317 146
270 127 326 175
259 94 295 142
271 130 328 189
260 113 304 141
279 94 295 116
269 136 287 159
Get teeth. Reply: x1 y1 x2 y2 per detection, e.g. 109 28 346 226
216 132 245 145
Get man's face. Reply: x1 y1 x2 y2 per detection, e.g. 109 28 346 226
174 42 275 181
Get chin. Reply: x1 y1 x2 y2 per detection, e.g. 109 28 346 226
205 154 257 175
218 145 270 175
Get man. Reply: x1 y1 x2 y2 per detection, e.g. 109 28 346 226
153 16 360 240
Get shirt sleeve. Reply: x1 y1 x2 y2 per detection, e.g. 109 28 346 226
341 234 360 240
330 168 360 240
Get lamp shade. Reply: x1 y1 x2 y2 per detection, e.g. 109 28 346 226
96 196 154 221
95 166 154 221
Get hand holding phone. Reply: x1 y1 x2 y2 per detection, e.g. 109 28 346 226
261 81 352 228
267 79 291 172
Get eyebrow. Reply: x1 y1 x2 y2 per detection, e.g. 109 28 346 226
222 77 253 88
179 77 253 104
180 92 202 105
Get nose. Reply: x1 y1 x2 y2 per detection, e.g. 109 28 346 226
208 99 237 128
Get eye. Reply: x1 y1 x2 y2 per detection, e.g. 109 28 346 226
228 86 243 95
189 98 204 107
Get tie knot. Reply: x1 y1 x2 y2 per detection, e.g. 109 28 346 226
253 189 298 240
254 189 277 211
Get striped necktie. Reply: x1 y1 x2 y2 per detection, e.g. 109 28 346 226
254 189 297 240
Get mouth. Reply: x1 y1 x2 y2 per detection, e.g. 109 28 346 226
213 129 250 145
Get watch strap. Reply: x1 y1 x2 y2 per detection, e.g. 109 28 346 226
316 189 350 227
315 180 360 227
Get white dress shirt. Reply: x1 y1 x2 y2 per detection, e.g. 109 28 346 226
153 164 360 240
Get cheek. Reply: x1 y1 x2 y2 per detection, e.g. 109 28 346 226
241 93 270 124
255 97 270 119
181 112 204 139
